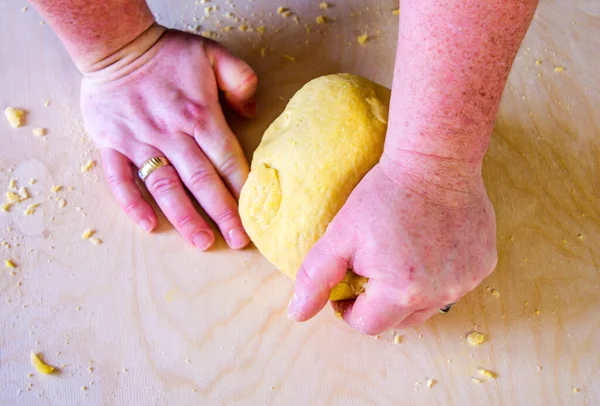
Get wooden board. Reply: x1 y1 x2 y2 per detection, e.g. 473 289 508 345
1 0 599 404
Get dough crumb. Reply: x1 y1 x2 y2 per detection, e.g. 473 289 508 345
426 379 435 388
57 198 67 208
81 228 95 239
1 203 11 212
44 100 51 107
491 289 501 298
357 34 369 45
277 6 288 14
477 369 497 379
392 8 400 15
282 54 295 62
573 387 580 393
30 352 56 375
393 334 402 344
32 128 47 137
315 15 327 24
81 386 88 391
9 179 17 189
51 185 63 193
255 25 266 34
472 378 483 384
535 59 542 65
554 66 565 72
18 187 30 201
467 331 485 346
5 191 19 203
5 259 17 268
24 203 40 215
29 179 36 185
90 237 102 245
80 160 96 173
4 107 26 128
319 2 330 9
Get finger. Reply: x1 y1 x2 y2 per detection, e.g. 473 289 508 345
205 41 258 118
100 148 156 232
133 146 216 251
341 280 414 335
159 135 249 249
288 234 350 322
192 111 249 198
393 307 440 330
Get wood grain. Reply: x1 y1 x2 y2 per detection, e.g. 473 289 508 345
1 0 598 404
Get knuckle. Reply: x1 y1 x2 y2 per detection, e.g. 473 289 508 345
147 174 180 197
188 168 218 190
216 154 240 177
214 208 238 225
237 68 258 93
122 199 145 215
172 212 197 230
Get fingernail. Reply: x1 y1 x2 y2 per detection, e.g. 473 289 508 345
227 227 249 249
287 294 301 321
193 231 214 251
139 219 154 232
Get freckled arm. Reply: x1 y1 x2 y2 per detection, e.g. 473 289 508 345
28 0 155 72
385 0 539 166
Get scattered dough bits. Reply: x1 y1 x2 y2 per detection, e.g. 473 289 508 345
281 54 296 62
392 8 400 15
477 369 497 379
5 259 17 269
393 334 402 344
319 2 331 9
81 228 95 239
18 187 30 201
23 203 40 215
9 179 17 189
426 379 436 388
535 59 542 65
32 127 47 137
1 203 11 212
6 191 20 203
80 160 96 173
357 34 369 45
4 107 26 128
277 7 292 17
90 237 102 245
491 288 501 298
315 15 327 24
57 198 67 208
50 185 62 193
573 387 580 393
30 352 56 375
467 331 485 346
472 378 483 384
554 66 565 72
255 26 266 34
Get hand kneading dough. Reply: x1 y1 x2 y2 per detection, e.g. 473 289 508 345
239 74 390 300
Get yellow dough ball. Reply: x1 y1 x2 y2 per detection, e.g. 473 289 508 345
239 74 390 300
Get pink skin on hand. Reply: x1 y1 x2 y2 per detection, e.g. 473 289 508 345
289 0 539 333
81 30 258 250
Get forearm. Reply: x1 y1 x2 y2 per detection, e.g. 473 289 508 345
386 0 538 165
29 0 156 72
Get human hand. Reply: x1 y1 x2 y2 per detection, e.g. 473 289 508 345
81 27 258 250
288 153 497 334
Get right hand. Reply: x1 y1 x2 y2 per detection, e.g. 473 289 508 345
80 27 258 250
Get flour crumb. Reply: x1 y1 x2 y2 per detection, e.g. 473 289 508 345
81 228 95 239
467 331 485 346
4 107 26 128
80 160 96 173
32 128 47 137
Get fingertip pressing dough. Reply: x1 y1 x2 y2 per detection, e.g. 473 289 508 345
239 74 390 300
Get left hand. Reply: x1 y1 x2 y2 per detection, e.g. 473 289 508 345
287 154 497 334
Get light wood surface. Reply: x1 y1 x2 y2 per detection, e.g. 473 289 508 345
1 0 599 405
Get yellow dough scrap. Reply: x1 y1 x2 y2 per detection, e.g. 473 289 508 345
239 74 390 300
467 331 486 346
31 352 56 374
4 107 26 128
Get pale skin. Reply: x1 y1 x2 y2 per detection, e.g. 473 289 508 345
30 0 538 334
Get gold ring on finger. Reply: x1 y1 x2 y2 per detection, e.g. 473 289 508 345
138 156 171 182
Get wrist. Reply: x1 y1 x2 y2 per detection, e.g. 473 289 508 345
380 149 485 208
81 23 166 81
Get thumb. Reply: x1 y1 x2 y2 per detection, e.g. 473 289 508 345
205 42 258 118
288 234 349 322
